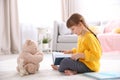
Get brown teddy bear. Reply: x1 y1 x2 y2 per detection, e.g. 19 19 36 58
16 40 44 76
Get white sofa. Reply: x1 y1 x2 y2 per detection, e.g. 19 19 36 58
52 21 77 51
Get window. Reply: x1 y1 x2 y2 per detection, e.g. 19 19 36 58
75 0 120 23
18 0 62 28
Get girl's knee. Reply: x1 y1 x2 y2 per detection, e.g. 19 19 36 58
61 58 71 64
58 58 72 72
60 58 73 66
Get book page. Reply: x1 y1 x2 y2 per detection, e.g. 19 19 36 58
53 52 71 57
52 52 71 65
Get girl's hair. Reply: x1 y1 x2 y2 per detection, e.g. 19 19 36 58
66 13 97 38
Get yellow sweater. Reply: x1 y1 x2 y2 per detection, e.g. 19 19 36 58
72 32 102 72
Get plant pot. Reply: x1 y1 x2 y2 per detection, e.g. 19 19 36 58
42 43 49 49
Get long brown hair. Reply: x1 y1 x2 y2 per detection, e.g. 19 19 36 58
66 13 97 38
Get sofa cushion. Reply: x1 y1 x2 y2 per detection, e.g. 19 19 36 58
89 26 104 34
59 21 72 35
58 34 77 43
104 20 120 33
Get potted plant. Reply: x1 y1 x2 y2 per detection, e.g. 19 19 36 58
42 37 51 49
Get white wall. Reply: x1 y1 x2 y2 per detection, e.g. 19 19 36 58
18 0 62 28
75 0 120 23
18 0 62 45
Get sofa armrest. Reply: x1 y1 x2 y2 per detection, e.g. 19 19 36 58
52 21 59 51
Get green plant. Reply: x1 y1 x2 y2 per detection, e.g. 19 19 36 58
42 38 51 44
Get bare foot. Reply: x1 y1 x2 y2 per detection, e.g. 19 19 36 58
64 70 77 76
51 65 59 70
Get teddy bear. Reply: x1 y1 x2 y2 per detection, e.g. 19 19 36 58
16 40 44 76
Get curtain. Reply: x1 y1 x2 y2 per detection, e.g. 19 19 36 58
62 0 78 22
0 0 20 54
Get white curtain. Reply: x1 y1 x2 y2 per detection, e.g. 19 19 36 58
0 0 20 54
62 0 79 22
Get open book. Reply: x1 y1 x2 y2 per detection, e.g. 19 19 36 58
83 72 120 80
52 52 71 65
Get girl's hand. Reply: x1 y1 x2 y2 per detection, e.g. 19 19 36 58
71 54 80 61
63 50 73 54
71 53 85 60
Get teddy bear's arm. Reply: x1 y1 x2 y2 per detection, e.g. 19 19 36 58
34 51 44 62
21 52 36 64
23 52 43 65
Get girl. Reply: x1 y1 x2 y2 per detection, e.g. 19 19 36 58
51 13 102 76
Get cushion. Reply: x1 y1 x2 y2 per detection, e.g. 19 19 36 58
59 22 72 35
58 34 77 43
104 20 120 33
89 26 104 34
112 27 120 34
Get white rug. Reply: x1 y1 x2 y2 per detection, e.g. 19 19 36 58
0 52 120 80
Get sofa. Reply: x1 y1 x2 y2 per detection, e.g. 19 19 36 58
52 20 120 52
52 21 77 51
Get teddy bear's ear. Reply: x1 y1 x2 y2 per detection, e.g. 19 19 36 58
25 40 32 45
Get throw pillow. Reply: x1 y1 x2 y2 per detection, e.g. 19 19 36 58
112 27 120 34
104 20 120 33
89 26 104 34
59 22 72 35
